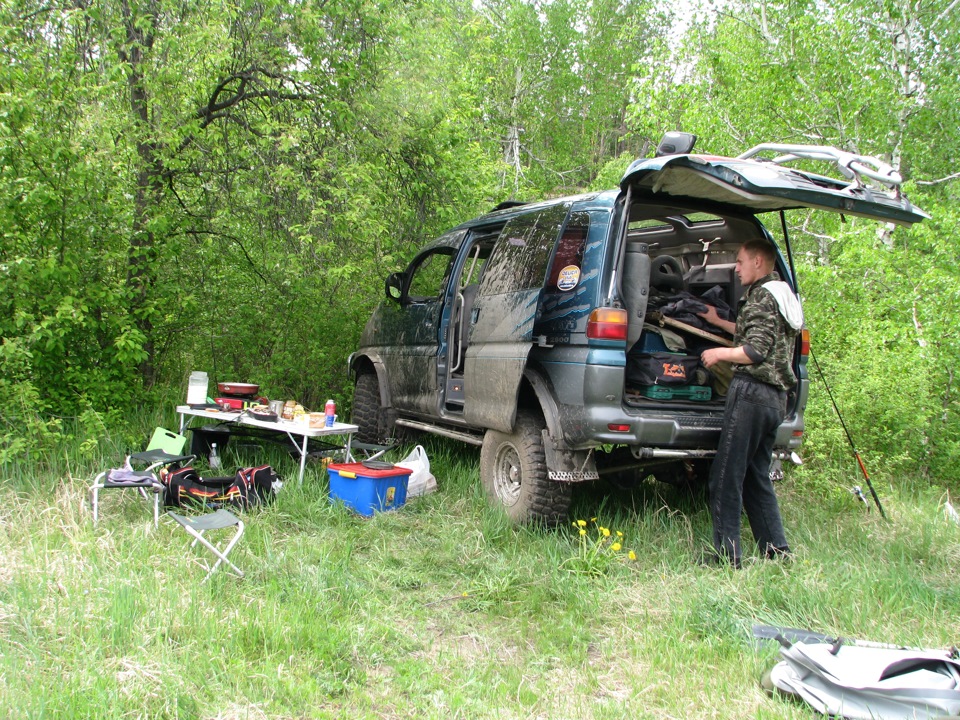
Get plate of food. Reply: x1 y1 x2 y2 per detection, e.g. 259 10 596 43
246 405 278 422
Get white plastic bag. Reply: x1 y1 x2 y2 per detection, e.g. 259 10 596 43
395 445 437 498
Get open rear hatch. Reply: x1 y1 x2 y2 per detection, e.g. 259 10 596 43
620 143 928 226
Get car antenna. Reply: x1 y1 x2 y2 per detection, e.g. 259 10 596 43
810 349 887 518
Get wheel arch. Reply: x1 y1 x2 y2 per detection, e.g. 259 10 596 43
520 364 599 483
349 353 392 410
518 367 562 440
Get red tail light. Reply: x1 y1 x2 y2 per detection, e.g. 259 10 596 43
587 307 628 341
799 328 810 357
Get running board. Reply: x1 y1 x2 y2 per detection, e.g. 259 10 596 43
394 419 485 446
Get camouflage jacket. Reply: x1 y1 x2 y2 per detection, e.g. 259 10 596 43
732 272 798 390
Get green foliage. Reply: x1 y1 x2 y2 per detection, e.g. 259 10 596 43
797 189 960 485
0 338 62 464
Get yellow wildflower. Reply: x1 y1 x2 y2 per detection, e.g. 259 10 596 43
577 519 587 527
611 542 622 551
601 527 611 537
628 550 637 561
579 529 587 536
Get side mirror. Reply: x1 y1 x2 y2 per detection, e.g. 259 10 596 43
655 131 697 157
385 272 403 302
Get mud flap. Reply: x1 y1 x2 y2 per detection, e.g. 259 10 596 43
543 431 599 482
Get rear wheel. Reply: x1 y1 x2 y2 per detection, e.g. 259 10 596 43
480 410 572 525
352 372 386 444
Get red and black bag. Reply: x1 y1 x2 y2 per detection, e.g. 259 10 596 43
163 465 278 510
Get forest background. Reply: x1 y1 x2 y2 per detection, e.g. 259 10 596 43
1 0 959 492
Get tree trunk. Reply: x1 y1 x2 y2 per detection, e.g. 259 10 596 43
120 0 161 387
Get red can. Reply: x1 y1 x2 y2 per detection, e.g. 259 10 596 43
324 399 336 427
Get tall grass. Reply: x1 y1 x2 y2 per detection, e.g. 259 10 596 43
1 424 959 719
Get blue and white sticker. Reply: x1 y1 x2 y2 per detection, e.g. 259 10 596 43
557 265 581 291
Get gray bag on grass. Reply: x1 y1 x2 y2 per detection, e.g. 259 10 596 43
765 639 960 719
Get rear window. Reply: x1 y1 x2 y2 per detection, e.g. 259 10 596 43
629 218 671 232
546 212 589 292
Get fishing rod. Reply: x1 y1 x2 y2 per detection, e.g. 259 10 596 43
775 211 884 517
809 349 886 518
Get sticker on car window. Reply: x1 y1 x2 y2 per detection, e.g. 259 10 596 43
556 265 581 291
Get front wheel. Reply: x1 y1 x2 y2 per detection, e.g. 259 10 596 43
352 372 386 444
479 410 572 525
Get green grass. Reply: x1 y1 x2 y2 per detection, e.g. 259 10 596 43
2 429 959 719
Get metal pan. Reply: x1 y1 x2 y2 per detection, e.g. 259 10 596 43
217 382 260 397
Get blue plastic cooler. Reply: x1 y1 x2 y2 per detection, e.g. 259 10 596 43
327 462 413 516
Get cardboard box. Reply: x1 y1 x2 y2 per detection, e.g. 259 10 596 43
327 462 413 516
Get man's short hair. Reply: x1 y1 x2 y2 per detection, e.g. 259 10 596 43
741 238 777 266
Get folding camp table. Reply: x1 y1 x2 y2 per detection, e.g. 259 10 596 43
176 406 359 484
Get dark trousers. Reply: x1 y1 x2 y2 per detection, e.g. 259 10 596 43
709 374 789 560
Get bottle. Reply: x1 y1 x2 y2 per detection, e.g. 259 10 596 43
210 442 221 470
324 398 336 427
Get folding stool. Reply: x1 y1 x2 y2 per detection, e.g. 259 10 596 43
167 509 245 583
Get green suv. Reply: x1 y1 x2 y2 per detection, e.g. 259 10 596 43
349 134 927 524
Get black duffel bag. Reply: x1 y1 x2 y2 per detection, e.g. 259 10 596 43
627 352 707 386
162 465 278 510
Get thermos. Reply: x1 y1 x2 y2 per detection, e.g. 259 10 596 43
324 399 336 427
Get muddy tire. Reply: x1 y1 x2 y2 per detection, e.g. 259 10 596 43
352 372 386 444
480 410 572 525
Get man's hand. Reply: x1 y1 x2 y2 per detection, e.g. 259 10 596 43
701 347 726 369
702 345 751 367
698 304 722 326
698 304 736 336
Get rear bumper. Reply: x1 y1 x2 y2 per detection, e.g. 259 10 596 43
540 356 807 452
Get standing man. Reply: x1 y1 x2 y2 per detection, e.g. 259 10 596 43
698 238 803 567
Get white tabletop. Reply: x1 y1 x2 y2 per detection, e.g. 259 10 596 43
176 406 359 437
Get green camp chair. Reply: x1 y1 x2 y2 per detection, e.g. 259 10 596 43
90 428 195 528
167 509 245 582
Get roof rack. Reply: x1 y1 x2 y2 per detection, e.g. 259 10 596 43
737 144 903 195
490 200 528 213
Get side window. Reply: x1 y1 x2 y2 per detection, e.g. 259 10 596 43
545 212 589 292
457 236 496 289
407 249 454 302
480 203 570 295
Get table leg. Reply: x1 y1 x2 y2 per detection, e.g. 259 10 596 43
298 435 308 484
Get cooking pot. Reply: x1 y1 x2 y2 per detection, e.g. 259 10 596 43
217 382 260 397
